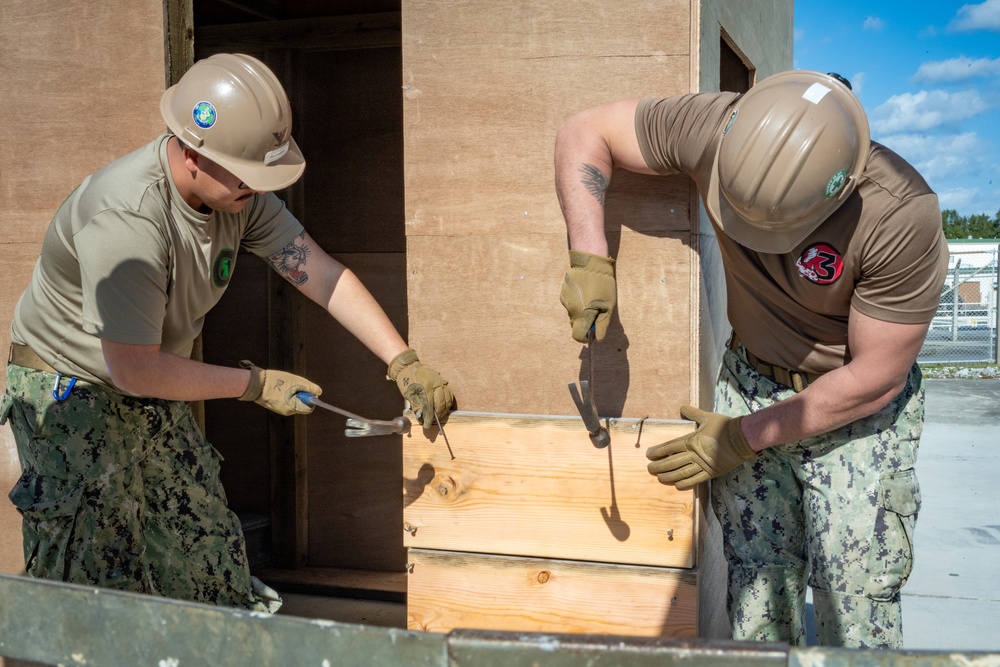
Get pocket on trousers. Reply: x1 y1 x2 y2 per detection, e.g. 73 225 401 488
863 469 920 601
8 472 84 578
0 392 13 425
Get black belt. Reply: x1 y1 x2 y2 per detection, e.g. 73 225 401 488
728 333 823 392
8 343 57 374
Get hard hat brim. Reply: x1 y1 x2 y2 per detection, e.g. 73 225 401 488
706 157 822 255
209 136 306 192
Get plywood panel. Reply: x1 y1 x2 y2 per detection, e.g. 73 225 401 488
0 2 165 246
404 412 696 568
405 230 695 417
402 0 694 238
407 549 698 637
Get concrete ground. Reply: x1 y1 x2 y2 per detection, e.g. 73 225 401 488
900 378 1000 651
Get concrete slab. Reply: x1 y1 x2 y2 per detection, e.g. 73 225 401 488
901 379 1000 651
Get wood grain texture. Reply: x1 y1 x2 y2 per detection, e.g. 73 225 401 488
405 231 696 418
402 0 693 238
407 549 698 637
404 412 697 568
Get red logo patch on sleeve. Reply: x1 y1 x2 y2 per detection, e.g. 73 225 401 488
795 243 844 285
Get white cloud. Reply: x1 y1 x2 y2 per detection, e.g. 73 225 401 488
937 186 1000 216
849 71 866 96
915 56 1000 82
878 132 1000 215
949 0 1000 32
863 16 885 30
870 89 990 133
879 132 981 178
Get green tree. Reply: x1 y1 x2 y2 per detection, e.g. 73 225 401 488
941 209 1000 239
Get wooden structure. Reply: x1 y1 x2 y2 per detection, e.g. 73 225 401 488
0 0 793 642
403 414 700 636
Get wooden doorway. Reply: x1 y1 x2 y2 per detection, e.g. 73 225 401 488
168 1 408 600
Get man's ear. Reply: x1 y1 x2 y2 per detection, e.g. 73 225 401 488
180 145 201 175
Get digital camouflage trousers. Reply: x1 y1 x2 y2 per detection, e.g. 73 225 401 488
712 344 923 648
1 363 279 612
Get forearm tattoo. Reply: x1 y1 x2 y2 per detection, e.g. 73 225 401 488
579 163 608 208
267 232 310 285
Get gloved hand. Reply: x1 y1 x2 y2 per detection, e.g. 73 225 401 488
239 360 321 416
388 349 454 429
559 250 616 342
646 406 756 490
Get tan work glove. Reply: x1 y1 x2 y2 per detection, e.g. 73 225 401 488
559 250 616 342
239 360 321 416
388 349 454 429
646 406 755 490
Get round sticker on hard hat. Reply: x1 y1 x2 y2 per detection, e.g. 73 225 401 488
192 101 218 129
825 169 848 199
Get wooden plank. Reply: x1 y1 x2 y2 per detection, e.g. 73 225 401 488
255 566 406 602
164 0 194 85
404 413 697 568
407 549 698 637
194 13 401 54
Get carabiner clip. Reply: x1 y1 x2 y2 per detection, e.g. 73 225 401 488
52 372 77 402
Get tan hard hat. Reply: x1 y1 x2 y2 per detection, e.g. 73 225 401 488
160 53 305 192
705 70 870 254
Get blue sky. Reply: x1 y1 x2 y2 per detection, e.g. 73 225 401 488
794 0 1000 217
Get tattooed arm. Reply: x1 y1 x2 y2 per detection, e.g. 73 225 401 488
553 98 657 254
266 232 409 365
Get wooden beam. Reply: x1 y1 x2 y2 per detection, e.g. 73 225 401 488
266 50 309 570
254 566 406 602
162 0 194 85
215 0 286 21
194 13 401 54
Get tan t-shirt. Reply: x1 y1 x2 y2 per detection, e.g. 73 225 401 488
635 94 949 373
11 134 304 389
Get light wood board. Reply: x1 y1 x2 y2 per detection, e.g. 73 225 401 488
407 549 698 637
404 412 697 568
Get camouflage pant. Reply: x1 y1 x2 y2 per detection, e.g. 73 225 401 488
2 363 277 611
712 345 922 648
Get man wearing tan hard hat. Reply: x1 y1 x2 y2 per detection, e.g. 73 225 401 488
3 54 452 611
555 70 948 647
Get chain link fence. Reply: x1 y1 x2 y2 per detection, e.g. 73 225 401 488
918 242 1000 364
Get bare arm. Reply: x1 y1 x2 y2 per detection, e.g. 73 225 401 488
102 341 252 400
554 98 656 255
103 231 409 401
740 305 929 451
266 231 409 365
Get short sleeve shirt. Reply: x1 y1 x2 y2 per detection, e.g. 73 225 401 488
11 134 304 389
634 94 949 373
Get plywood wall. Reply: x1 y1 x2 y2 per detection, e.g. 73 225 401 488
0 0 166 576
402 0 699 421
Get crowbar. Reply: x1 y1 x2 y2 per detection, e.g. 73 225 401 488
296 391 410 437
568 328 611 448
